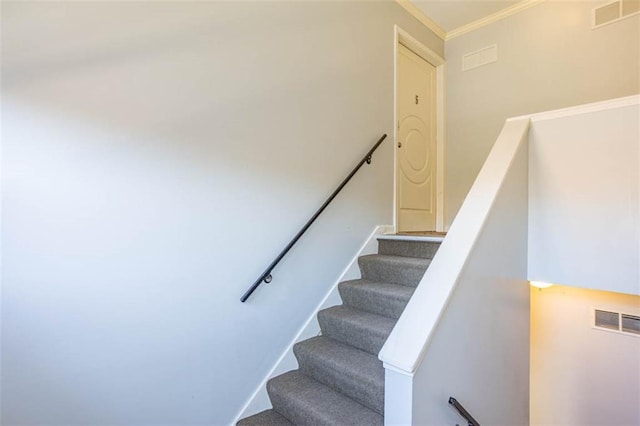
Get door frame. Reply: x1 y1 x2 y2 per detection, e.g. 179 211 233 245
393 25 446 233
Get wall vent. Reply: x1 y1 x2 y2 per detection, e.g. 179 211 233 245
621 314 640 335
462 44 497 71
593 0 640 29
595 309 619 330
594 308 640 336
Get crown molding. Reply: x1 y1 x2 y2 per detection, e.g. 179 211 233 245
395 0 446 40
446 0 545 40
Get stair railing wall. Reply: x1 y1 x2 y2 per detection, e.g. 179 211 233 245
241 134 387 302
379 118 531 425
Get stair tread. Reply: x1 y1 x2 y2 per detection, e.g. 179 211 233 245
339 279 414 319
359 253 431 266
267 370 383 426
318 305 396 354
294 336 384 414
237 409 292 426
377 238 441 259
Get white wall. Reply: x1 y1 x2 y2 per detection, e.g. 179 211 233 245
445 0 640 227
0 2 442 425
528 99 640 296
531 284 640 425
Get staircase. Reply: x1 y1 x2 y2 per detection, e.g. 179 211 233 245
237 236 441 426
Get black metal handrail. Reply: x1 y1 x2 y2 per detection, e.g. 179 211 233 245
449 397 480 426
240 133 387 302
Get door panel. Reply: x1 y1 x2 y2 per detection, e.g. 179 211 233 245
396 44 436 232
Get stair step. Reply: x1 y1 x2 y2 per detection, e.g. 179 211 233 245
339 279 414 319
267 370 383 426
294 336 384 414
358 254 430 287
236 409 292 426
377 238 441 259
318 305 396 355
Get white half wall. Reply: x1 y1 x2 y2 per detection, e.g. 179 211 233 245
528 97 640 295
411 122 530 425
381 118 531 425
0 2 442 425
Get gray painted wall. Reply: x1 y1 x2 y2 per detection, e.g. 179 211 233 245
528 102 639 296
0 2 442 424
445 0 640 226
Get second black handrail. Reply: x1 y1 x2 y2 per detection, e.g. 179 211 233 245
449 397 480 426
240 133 387 302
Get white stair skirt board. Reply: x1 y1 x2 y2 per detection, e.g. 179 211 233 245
233 225 390 422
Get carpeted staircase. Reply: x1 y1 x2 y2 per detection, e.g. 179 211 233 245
237 236 441 426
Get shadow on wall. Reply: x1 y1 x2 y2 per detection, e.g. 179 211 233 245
0 1 419 424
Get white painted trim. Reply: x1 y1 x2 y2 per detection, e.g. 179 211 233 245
394 26 447 233
435 63 446 232
380 224 397 235
509 94 640 122
377 234 445 242
394 0 446 40
232 225 390 423
382 362 415 376
446 0 545 40
384 369 413 426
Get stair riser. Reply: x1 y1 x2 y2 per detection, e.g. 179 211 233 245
236 410 292 426
318 313 389 355
377 239 441 259
267 372 383 426
267 382 315 426
338 283 411 319
294 343 384 414
358 257 430 287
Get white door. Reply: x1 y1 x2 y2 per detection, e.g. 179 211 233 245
396 43 437 233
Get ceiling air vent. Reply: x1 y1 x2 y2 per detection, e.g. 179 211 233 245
594 308 640 337
593 0 640 28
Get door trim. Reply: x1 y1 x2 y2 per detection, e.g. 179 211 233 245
394 25 446 232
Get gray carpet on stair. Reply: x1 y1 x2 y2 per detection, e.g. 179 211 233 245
268 371 384 426
378 238 441 259
338 279 414 319
237 237 440 425
358 254 431 287
317 305 395 355
237 409 293 426
294 336 384 414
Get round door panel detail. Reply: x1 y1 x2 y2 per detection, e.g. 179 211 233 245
398 115 431 185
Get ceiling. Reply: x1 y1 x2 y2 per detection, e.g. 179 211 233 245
411 0 522 32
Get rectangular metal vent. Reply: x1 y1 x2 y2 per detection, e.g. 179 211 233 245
593 0 640 28
595 309 620 330
622 0 640 15
594 308 640 337
595 1 621 26
621 314 640 335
